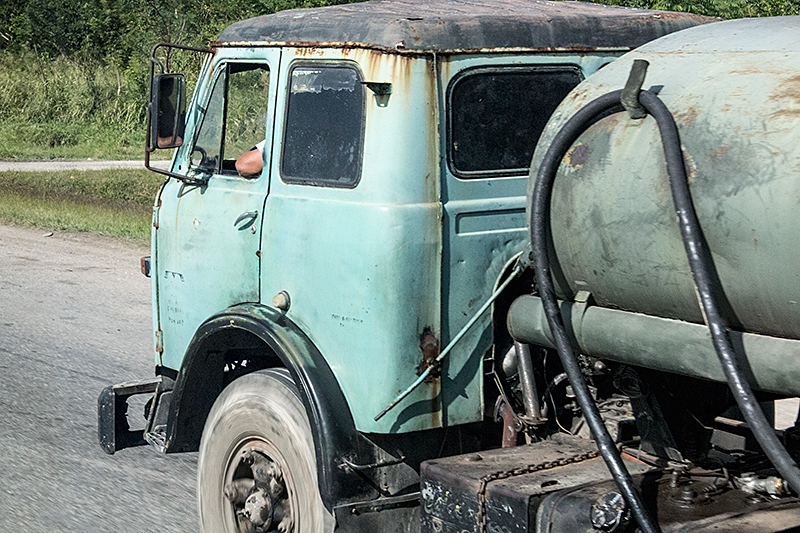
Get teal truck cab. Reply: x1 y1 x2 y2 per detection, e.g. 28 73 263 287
89 1 794 532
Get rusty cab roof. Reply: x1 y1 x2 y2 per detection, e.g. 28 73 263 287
216 0 715 54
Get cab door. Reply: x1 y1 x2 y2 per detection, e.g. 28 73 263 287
154 51 280 371
438 55 603 426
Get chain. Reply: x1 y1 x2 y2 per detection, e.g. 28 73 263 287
476 449 600 533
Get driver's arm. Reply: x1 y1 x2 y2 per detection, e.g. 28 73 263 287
235 147 264 177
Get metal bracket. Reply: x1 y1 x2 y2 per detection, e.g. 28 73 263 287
332 492 420 532
340 454 407 472
621 59 649 120
98 378 160 454
362 81 392 107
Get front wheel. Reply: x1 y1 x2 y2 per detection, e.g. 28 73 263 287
198 369 331 533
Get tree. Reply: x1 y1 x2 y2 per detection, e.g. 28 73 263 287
23 0 126 59
0 0 29 51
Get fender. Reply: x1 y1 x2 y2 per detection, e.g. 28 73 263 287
162 304 383 509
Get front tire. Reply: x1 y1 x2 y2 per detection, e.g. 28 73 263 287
198 369 331 533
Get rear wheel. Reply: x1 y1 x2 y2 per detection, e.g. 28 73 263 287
198 369 331 532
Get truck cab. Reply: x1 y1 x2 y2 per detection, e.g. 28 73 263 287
98 2 710 532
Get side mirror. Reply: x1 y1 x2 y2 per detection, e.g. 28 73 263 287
150 74 186 149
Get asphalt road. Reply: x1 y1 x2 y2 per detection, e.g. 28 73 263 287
0 224 197 532
0 160 170 172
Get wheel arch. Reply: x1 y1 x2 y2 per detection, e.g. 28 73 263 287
163 304 376 510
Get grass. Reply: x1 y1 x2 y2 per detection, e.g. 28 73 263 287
0 49 172 161
0 121 151 161
0 169 163 240
0 120 174 161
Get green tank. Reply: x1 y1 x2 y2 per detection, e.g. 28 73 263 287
509 17 800 395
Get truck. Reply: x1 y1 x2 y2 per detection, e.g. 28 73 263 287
98 1 800 531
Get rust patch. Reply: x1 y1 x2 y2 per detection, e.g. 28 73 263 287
565 143 590 170
347 47 415 86
430 373 441 428
294 46 324 57
769 73 800 118
621 451 648 464
723 67 768 76
215 40 419 57
769 109 799 119
776 73 800 94
417 327 442 427
421 54 438 204
673 105 700 126
494 397 521 448
710 145 729 159
210 39 633 57
418 327 441 383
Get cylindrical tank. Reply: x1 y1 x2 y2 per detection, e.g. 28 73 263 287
527 16 800 341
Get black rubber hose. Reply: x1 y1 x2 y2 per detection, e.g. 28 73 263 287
638 90 800 494
530 89 661 533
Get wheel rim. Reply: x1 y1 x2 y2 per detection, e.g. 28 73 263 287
222 437 298 533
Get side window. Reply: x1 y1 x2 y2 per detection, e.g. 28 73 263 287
190 63 270 176
281 64 365 187
448 66 582 178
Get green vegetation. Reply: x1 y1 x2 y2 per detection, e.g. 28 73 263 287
1 0 796 161
603 0 799 17
0 169 162 239
0 0 362 160
0 49 147 159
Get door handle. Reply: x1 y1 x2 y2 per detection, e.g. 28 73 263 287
234 210 258 226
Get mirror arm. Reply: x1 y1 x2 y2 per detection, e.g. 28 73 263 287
144 142 209 187
149 42 214 72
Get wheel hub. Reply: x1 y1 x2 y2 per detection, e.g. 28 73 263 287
243 489 273 529
224 444 293 532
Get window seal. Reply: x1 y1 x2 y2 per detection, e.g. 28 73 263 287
445 64 583 181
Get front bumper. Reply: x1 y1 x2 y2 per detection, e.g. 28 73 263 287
97 378 160 454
